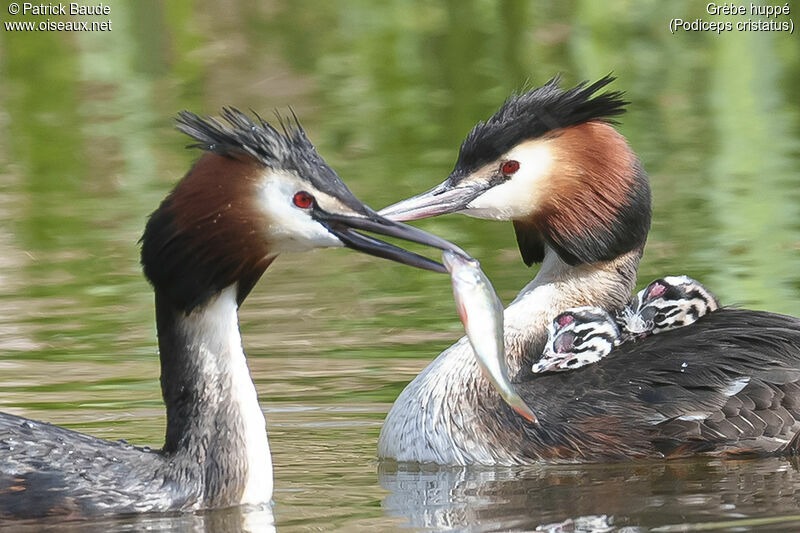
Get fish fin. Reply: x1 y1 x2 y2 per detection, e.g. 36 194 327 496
513 405 539 425
455 299 469 327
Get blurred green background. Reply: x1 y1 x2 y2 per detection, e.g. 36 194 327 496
1 1 799 530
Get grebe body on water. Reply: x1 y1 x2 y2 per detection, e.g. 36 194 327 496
377 77 800 465
0 109 460 518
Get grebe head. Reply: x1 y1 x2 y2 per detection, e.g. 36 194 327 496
380 76 651 267
532 306 620 373
633 275 719 334
141 108 460 313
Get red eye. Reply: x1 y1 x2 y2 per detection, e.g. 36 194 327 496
292 191 314 209
501 160 520 175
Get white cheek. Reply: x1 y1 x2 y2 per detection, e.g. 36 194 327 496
463 142 553 220
258 177 343 252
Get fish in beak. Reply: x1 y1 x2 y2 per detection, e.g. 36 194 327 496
442 250 538 424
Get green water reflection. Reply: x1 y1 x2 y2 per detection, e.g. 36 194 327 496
1 0 799 531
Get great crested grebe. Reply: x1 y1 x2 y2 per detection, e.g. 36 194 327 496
533 306 621 373
0 109 461 518
377 76 800 465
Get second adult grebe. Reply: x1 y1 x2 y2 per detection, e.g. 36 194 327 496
377 76 800 465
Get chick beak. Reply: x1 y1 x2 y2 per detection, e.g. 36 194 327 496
378 180 486 222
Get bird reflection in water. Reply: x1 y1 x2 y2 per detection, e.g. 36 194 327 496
378 457 800 531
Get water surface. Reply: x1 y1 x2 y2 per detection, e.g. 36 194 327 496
1 1 799 531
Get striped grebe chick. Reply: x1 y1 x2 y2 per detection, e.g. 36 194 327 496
622 275 720 337
533 307 620 373
534 277 719 373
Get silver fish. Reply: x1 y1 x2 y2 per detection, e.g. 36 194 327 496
442 250 538 424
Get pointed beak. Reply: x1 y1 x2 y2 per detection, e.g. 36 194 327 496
378 180 486 222
316 209 467 274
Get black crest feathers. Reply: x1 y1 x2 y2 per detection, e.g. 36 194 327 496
455 75 628 174
175 108 366 214
177 108 321 176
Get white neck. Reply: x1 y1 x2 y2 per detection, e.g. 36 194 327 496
502 246 639 372
378 246 641 464
157 285 273 507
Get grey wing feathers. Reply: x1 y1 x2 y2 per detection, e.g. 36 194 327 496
517 308 800 459
625 310 800 456
0 412 196 518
